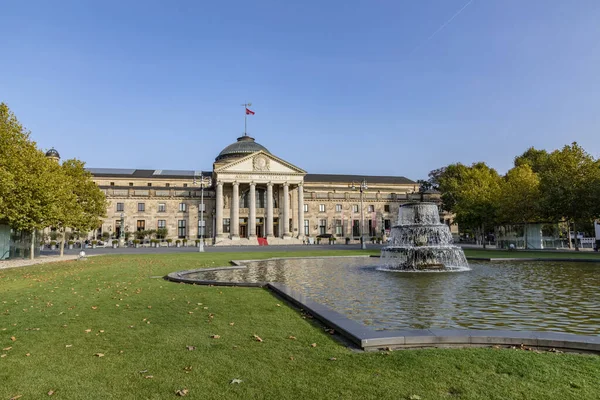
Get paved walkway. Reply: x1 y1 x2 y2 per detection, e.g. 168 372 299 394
0 254 83 270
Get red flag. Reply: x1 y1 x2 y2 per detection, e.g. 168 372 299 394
245 108 255 115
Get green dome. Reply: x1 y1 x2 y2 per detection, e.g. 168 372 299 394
216 136 270 162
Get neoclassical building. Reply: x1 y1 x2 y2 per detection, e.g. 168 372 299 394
85 135 452 245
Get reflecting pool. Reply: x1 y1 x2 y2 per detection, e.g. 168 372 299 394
185 257 600 335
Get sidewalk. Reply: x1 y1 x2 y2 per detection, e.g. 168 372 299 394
0 254 82 270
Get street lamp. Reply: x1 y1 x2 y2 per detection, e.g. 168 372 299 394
119 212 125 247
194 173 212 252
350 179 368 250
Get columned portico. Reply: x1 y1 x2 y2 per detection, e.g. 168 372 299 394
282 182 290 238
216 181 224 237
231 182 240 239
297 183 304 240
248 182 256 238
266 182 274 238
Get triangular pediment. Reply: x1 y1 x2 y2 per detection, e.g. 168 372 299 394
214 151 306 175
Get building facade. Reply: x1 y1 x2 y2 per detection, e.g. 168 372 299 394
86 135 453 245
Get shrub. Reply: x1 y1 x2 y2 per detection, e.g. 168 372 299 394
133 239 140 245
166 238 173 243
68 240 74 245
112 240 118 245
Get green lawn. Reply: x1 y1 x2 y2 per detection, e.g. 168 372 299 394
1 251 599 399
464 248 600 260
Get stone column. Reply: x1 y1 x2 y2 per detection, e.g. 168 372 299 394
283 182 290 238
231 182 239 239
297 183 304 240
266 182 274 238
216 181 224 238
249 182 256 238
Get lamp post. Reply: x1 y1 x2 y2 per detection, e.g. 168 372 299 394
119 213 125 247
194 173 212 252
350 179 368 250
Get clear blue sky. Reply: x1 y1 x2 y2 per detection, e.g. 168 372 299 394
2 0 599 180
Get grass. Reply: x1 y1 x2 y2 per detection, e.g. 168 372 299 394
0 250 599 399
463 248 600 260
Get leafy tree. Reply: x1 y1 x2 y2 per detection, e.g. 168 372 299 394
0 103 68 258
497 164 541 225
514 147 550 173
1 103 106 258
436 162 502 248
538 143 600 249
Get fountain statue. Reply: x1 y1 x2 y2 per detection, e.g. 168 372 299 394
380 202 469 271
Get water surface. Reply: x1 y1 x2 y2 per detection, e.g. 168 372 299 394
186 257 600 335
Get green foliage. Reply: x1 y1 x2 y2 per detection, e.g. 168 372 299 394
437 162 502 232
156 228 168 239
0 103 106 240
539 143 600 224
497 164 541 224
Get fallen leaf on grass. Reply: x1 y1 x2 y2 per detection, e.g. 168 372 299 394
1 354 6 358
289 356 295 360
310 343 317 348
288 336 297 340
409 395 422 400
276 304 281 307
144 375 153 379
230 379 243 384
253 334 263 342
329 357 337 361
186 346 196 351
3 346 12 351
9 395 22 400
25 353 31 356
94 353 104 357
139 369 148 373
229 322 234 326
183 366 192 372
176 388 189 396
47 390 55 396
65 345 72 348
210 335 221 339
91 306 98 310
84 329 92 333
10 336 16 341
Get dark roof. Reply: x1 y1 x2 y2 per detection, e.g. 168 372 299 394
215 135 270 161
304 174 415 185
87 168 211 179
45 148 60 158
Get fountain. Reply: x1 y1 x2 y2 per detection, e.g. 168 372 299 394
380 202 469 271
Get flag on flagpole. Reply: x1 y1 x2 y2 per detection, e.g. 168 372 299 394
245 108 255 115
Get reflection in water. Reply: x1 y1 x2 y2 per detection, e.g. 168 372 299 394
186 258 600 335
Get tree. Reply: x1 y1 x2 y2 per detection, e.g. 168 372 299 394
0 103 67 258
435 162 502 248
53 159 106 256
514 147 550 173
497 164 541 225
538 143 600 250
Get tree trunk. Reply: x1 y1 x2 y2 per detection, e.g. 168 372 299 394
482 224 486 250
29 231 35 260
524 223 528 250
573 221 579 251
59 239 64 257
567 225 573 249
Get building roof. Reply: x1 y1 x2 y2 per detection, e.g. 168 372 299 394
87 168 211 179
304 174 416 185
45 148 60 158
215 135 270 161
88 169 416 185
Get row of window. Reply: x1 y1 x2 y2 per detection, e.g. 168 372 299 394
302 218 392 236
306 204 391 213
117 202 205 213
132 219 206 238
110 182 190 188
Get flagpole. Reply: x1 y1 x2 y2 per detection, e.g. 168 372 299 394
241 102 252 136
